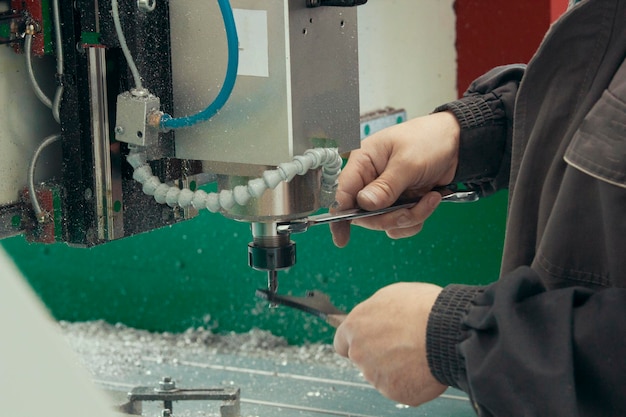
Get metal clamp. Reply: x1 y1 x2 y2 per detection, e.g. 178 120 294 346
119 377 241 417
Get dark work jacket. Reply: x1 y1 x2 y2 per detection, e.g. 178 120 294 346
426 0 626 415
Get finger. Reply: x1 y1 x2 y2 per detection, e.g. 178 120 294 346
352 191 442 232
330 220 351 248
334 149 383 211
355 149 427 211
329 166 370 248
386 223 425 239
405 190 442 224
333 323 350 357
330 149 385 247
351 211 412 231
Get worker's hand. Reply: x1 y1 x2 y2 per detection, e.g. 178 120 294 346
330 111 460 247
333 282 447 407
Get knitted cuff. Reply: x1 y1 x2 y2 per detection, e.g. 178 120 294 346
434 96 495 130
426 284 485 388
434 96 506 185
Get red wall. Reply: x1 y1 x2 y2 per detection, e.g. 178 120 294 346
551 0 570 21
455 0 569 96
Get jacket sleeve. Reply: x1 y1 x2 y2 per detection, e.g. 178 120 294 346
434 65 525 196
426 268 626 417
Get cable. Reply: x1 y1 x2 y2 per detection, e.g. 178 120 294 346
51 0 63 123
159 0 239 130
23 1 62 120
0 13 24 22
23 2 63 222
51 85 62 123
28 133 61 222
111 0 144 92
25 33 52 108
0 38 22 45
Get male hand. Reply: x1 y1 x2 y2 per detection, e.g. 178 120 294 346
330 112 460 247
333 282 447 407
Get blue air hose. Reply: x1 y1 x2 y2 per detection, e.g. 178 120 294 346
160 0 239 130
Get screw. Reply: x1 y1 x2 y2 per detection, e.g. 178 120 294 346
115 126 125 135
159 376 176 391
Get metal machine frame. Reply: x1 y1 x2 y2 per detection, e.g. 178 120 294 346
0 0 364 294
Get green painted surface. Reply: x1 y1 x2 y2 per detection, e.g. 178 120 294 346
42 0 53 55
0 22 9 39
80 31 101 45
1 191 507 344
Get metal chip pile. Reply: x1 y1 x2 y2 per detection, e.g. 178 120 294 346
60 320 352 380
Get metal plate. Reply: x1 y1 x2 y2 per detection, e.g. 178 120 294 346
64 322 476 417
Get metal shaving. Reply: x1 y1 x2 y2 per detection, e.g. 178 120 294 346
60 320 352 380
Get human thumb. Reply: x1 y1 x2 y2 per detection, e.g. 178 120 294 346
356 173 405 211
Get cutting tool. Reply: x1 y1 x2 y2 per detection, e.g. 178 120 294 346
256 289 347 328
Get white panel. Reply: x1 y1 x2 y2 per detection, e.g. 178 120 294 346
358 0 456 118
0 47 59 205
0 249 117 417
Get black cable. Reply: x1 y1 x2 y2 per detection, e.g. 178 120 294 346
0 13 22 21
0 37 22 45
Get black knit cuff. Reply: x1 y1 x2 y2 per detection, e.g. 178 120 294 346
426 284 485 389
434 97 507 188
434 96 495 130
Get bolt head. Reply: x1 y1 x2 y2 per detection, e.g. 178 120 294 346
158 377 176 391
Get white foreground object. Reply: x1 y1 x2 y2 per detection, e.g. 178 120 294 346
0 248 117 417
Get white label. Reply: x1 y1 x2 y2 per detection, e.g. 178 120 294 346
233 9 269 77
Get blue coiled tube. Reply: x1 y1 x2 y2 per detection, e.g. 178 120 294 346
160 0 239 130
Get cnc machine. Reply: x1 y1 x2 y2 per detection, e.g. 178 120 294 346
0 0 366 297
1 3 483 415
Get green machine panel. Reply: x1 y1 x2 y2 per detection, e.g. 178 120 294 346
2 191 507 344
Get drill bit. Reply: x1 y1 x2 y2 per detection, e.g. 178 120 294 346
267 270 279 307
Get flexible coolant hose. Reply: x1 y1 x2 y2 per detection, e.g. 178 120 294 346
127 148 343 212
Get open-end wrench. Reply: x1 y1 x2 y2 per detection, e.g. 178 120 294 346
276 190 478 235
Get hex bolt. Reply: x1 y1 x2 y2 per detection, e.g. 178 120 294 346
159 376 176 391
